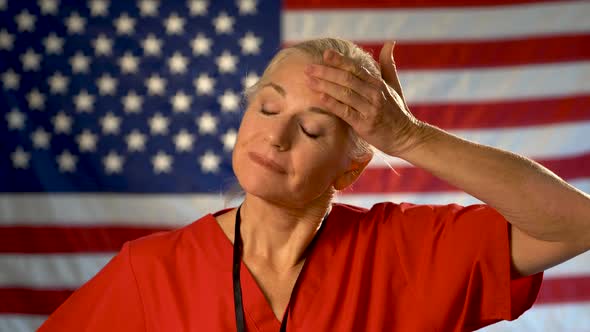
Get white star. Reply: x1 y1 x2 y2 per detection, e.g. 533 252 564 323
239 32 261 55
221 128 237 151
38 0 60 15
73 89 95 112
103 151 124 174
212 12 234 34
21 48 42 71
93 34 113 56
122 90 143 113
114 13 135 35
43 33 64 55
1 69 20 90
194 73 215 95
57 150 77 172
242 71 259 89
173 129 194 152
138 0 158 16
145 73 166 95
118 52 139 74
199 150 220 173
31 127 51 149
188 0 208 16
164 13 185 35
141 34 162 56
149 112 169 135
238 0 257 15
69 52 91 73
100 112 121 134
196 112 217 134
126 129 147 152
65 12 86 34
171 90 192 113
52 111 72 134
89 0 109 17
27 89 45 110
168 52 188 74
215 50 238 73
218 89 240 112
152 151 172 173
190 33 212 56
11 147 31 169
0 29 14 50
47 71 69 94
96 73 117 95
6 108 26 130
15 10 36 32
76 129 98 152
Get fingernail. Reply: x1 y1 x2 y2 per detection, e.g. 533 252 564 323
307 76 318 85
305 64 314 74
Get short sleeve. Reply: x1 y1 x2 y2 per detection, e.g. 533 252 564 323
381 203 542 331
38 242 146 331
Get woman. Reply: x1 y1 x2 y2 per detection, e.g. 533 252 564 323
39 38 590 331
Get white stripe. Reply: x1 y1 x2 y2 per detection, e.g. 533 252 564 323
0 254 112 288
284 1 590 42
478 302 590 331
1 178 589 226
1 251 589 289
399 62 590 104
0 314 45 332
336 178 590 206
0 193 227 226
369 121 590 168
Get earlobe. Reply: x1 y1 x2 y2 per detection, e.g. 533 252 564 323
333 155 372 191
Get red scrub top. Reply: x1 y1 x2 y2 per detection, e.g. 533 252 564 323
39 202 542 331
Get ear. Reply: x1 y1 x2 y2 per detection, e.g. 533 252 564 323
333 153 373 191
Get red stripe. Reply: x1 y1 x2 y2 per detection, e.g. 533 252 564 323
537 275 590 304
410 95 590 130
358 34 590 69
0 288 71 315
284 0 566 9
0 226 166 254
1 275 587 315
348 153 590 194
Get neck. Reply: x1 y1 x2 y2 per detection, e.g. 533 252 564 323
238 194 331 272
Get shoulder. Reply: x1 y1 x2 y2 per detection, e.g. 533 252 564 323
332 201 504 234
126 212 220 260
333 201 482 222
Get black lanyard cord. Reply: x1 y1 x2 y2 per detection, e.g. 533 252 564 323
232 205 329 332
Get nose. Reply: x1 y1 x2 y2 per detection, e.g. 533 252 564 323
265 117 292 151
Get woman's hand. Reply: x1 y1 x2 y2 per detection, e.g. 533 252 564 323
305 41 426 157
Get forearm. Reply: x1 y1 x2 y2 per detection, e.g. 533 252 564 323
399 123 590 246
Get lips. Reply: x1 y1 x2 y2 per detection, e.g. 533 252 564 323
248 152 287 174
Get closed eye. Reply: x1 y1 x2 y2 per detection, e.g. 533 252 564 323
260 108 277 116
300 125 320 139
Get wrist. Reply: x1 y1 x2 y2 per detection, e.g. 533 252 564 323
391 121 440 161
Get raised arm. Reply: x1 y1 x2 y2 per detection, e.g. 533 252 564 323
304 41 590 277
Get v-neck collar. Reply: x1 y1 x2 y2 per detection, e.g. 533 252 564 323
203 205 343 331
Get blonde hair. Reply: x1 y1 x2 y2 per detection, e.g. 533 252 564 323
244 37 377 162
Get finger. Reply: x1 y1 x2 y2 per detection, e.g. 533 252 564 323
379 41 406 101
316 91 361 126
323 49 382 88
306 74 369 114
305 64 379 106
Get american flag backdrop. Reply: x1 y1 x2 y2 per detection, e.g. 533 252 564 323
0 0 589 331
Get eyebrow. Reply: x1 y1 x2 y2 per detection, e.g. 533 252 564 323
261 82 286 97
261 82 339 120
